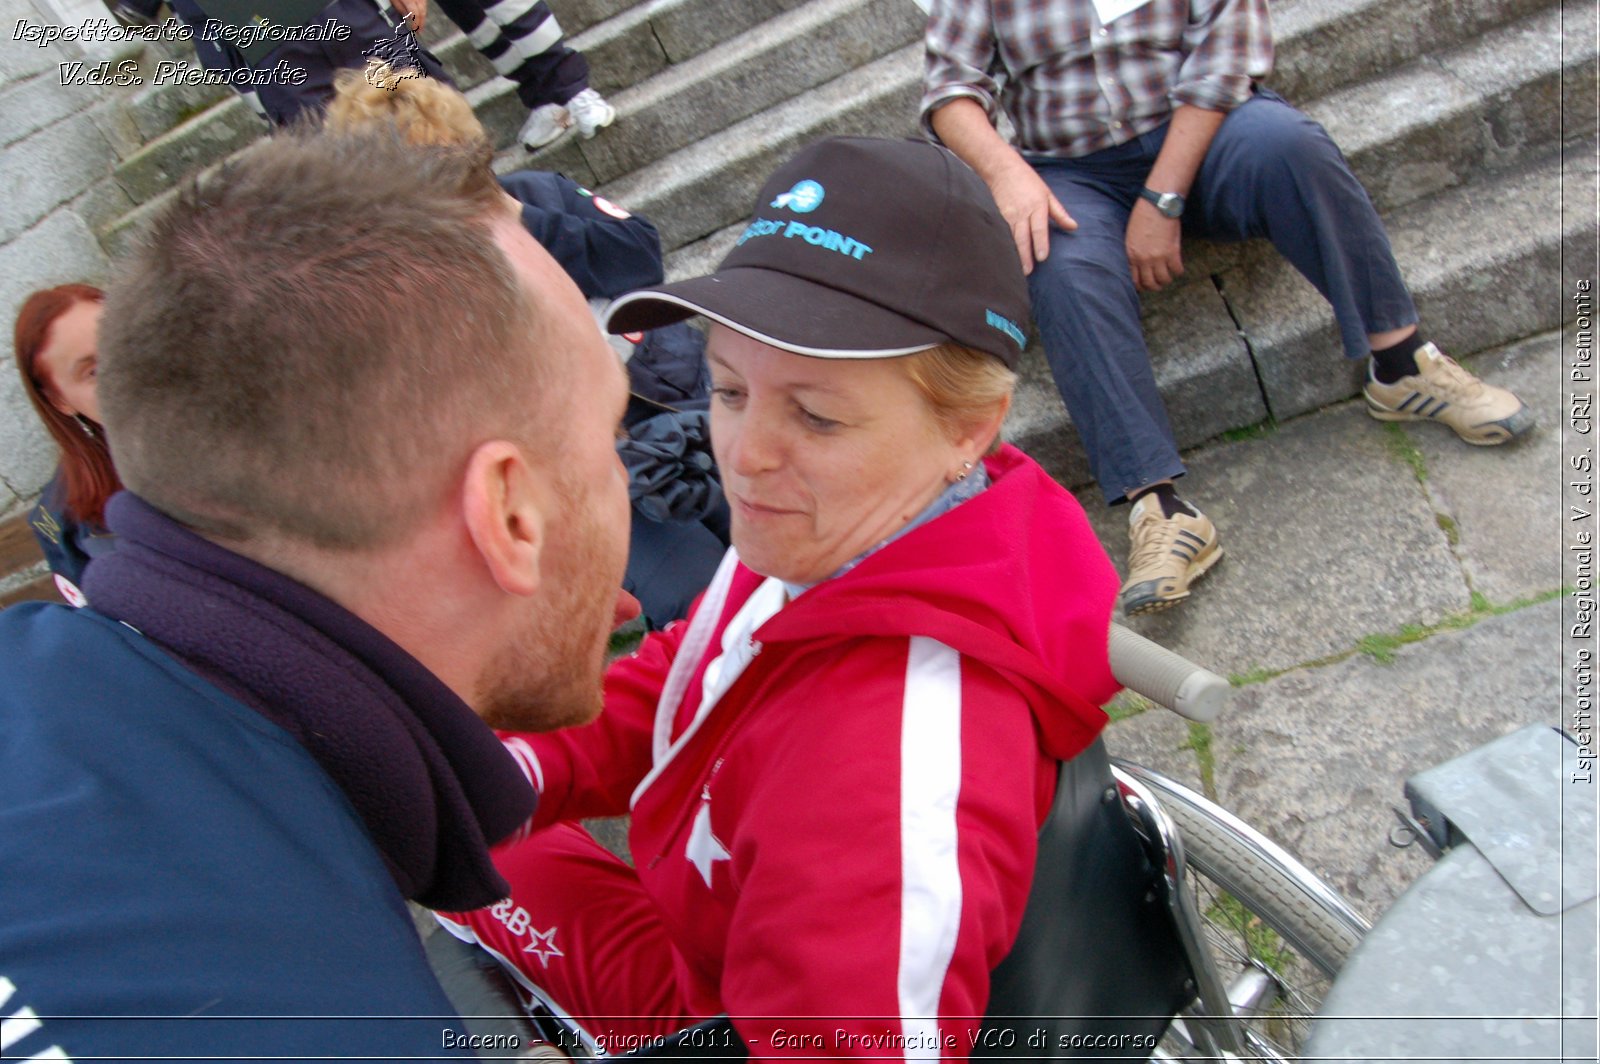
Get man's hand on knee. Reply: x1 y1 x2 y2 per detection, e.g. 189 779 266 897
1126 200 1184 292
989 159 1077 275
927 97 1076 274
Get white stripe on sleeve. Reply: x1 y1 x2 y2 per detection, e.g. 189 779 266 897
501 736 546 794
498 737 546 844
897 636 964 1058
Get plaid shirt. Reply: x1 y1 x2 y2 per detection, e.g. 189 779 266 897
922 0 1274 158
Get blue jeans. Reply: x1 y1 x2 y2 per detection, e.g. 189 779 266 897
1027 90 1418 504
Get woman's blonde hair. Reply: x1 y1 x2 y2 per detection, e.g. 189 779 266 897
900 343 1016 454
325 63 489 149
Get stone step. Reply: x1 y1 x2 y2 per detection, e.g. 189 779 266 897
573 0 815 96
516 0 923 186
1266 0 1552 104
0 513 56 609
121 64 233 146
474 0 887 161
591 42 924 251
109 90 264 207
408 0 821 152
552 0 645 36
606 0 1579 259
427 0 815 109
1005 138 1593 491
662 217 744 280
97 0 1574 294
0 574 58 609
1302 4 1592 216
103 0 704 206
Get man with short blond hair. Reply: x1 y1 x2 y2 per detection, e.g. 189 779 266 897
0 128 632 1059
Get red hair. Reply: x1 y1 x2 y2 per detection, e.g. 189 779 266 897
13 283 121 527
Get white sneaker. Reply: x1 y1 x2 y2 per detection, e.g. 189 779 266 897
567 88 616 139
519 103 570 150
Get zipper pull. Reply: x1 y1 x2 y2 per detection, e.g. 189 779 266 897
702 756 726 800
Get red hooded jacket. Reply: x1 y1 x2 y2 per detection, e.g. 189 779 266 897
507 445 1119 1057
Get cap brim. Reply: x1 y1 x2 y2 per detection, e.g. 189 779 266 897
603 266 945 359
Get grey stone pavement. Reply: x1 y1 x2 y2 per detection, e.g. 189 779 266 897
1088 328 1572 921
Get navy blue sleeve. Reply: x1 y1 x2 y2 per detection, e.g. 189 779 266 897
499 170 664 299
0 608 481 1062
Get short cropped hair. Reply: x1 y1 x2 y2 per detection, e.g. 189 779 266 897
99 128 546 549
324 63 489 149
901 343 1016 454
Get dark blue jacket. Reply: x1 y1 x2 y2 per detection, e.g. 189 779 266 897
0 489 539 1060
499 170 664 300
0 603 477 1061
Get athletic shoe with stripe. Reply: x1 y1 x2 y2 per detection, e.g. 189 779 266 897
1120 496 1224 616
1363 342 1534 445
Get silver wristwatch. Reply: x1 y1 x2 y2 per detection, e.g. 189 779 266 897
1139 187 1186 218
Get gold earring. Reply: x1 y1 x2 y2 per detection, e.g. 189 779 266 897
955 460 974 482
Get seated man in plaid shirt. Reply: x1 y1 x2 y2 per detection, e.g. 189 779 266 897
922 0 1532 616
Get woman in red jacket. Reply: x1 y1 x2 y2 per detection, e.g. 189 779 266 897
442 137 1122 1060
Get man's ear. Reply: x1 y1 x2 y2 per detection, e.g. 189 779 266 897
460 440 549 597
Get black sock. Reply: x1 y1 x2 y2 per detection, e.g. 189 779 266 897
1131 483 1197 519
1370 331 1426 384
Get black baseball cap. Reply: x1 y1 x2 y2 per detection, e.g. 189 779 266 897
604 136 1031 369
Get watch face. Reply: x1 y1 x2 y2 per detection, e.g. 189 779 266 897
1142 188 1183 217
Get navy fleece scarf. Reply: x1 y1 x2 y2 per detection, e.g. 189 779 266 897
83 493 536 911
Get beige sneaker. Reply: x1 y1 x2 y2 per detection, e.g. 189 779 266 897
1120 496 1223 615
1363 342 1534 445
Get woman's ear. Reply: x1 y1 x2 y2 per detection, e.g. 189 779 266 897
958 392 1012 461
459 440 548 597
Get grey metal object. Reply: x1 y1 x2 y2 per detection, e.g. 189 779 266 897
1306 847 1597 1064
1307 725 1599 1064
1404 724 1597 915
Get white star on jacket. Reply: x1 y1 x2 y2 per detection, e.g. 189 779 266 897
686 801 731 887
522 926 564 967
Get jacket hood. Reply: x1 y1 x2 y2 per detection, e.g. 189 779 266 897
750 445 1120 761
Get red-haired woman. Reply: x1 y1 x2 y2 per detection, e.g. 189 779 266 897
13 284 120 606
